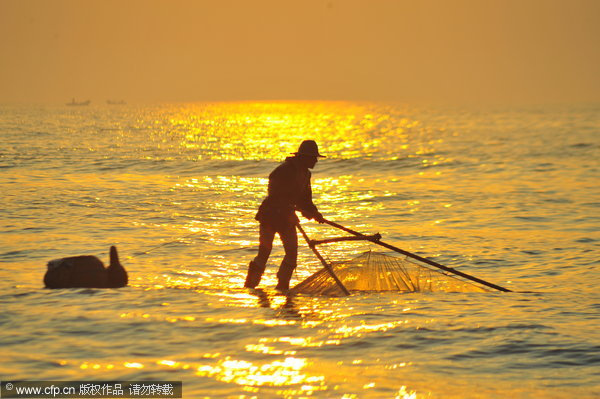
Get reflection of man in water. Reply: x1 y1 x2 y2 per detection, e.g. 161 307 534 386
245 140 326 292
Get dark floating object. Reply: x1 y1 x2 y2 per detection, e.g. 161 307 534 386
66 99 91 106
44 246 128 289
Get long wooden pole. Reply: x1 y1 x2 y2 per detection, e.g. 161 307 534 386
296 223 350 296
323 219 512 292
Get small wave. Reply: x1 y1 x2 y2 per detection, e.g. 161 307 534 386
575 237 597 243
318 157 462 176
0 250 31 260
447 339 600 367
513 216 550 222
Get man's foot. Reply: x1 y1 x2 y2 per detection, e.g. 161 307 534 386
275 281 290 294
244 261 265 288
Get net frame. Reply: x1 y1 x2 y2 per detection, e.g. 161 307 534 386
291 250 491 296
291 219 511 296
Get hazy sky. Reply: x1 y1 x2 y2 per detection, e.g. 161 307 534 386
1 0 598 105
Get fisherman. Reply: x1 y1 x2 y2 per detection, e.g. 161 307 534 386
245 140 326 292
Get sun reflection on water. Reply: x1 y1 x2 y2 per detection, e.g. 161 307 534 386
5 102 595 399
195 356 326 390
119 101 462 307
57 286 424 397
152 101 421 162
75 102 452 398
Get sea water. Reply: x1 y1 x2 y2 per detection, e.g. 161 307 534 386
1 101 598 398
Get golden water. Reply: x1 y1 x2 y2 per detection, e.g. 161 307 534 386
1 102 598 397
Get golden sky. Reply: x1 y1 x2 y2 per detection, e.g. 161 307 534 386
0 0 598 104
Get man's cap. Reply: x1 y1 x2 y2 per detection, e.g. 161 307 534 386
294 140 325 158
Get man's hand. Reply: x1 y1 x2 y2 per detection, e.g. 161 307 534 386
313 212 326 224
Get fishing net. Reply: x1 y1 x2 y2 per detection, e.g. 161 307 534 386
291 250 490 296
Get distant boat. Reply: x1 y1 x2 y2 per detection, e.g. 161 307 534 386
66 99 90 106
107 100 126 105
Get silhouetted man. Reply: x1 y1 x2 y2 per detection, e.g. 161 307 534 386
245 140 325 292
